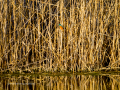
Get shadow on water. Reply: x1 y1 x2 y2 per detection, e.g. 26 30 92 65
0 72 120 90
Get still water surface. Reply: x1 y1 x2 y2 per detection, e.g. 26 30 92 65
0 72 120 90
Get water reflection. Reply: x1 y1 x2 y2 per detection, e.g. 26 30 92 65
0 73 120 90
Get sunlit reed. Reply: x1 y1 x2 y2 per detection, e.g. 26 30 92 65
0 0 120 73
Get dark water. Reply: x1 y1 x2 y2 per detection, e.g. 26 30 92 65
0 72 120 90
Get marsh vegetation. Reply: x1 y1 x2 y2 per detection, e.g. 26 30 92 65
0 0 120 73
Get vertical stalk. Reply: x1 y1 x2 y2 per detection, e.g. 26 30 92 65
100 0 104 67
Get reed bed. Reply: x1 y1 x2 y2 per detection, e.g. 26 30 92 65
0 0 120 73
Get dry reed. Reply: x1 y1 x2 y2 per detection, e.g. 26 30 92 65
0 0 120 73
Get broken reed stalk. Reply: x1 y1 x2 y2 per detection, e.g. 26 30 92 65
0 0 120 73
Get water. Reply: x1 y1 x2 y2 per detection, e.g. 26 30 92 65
0 72 120 90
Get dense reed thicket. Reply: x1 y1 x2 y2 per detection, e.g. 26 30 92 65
0 0 120 73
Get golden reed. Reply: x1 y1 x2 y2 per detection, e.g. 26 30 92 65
0 0 120 73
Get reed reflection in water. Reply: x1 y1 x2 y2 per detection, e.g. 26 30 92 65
0 73 120 90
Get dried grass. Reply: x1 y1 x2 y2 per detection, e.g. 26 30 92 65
0 0 120 73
